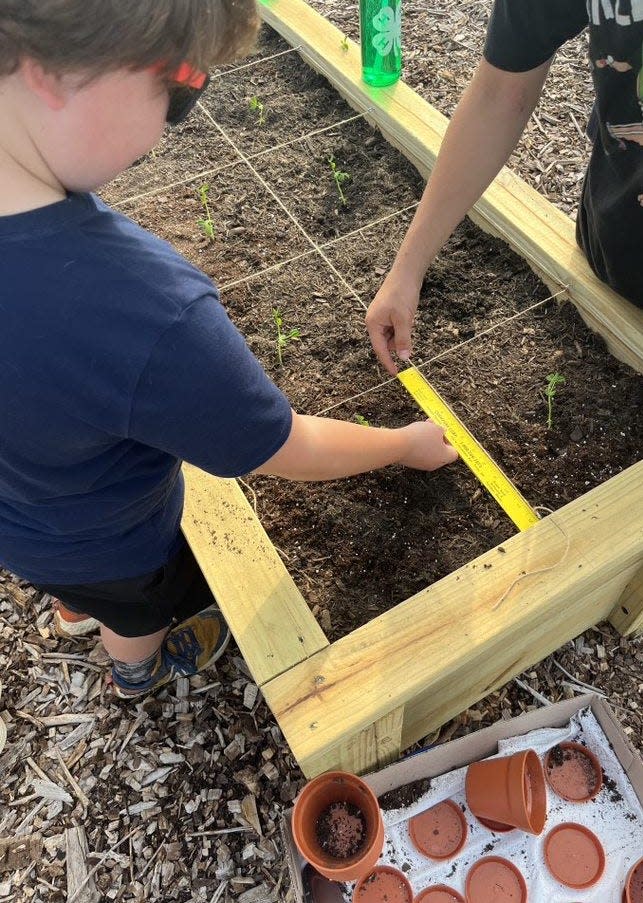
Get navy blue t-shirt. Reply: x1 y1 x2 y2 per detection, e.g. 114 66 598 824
0 193 292 584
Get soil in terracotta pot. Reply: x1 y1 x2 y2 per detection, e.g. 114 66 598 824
315 801 366 858
102 26 643 646
546 743 601 800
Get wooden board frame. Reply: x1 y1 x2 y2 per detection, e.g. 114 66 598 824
182 0 643 777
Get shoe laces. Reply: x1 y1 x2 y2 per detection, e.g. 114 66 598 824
166 625 201 664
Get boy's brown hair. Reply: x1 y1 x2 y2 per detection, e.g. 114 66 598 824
0 0 259 77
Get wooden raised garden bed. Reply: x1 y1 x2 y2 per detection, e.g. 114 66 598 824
105 0 643 778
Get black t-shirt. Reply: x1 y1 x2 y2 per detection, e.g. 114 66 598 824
484 0 642 308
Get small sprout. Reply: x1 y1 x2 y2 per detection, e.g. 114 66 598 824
354 413 371 427
328 155 350 205
248 95 266 125
273 308 301 366
197 183 215 240
544 373 565 429
340 35 349 52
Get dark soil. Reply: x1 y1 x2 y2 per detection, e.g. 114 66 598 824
549 744 565 768
103 26 642 644
315 801 366 858
378 778 432 811
602 771 624 803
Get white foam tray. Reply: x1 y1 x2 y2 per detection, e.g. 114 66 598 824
340 707 643 902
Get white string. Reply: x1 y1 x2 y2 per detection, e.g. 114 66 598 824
315 288 568 416
220 202 419 290
210 46 303 79
491 506 571 611
112 111 369 209
198 101 369 309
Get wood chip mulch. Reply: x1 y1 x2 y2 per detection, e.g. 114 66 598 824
0 570 640 902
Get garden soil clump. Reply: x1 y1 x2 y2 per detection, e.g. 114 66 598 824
316 802 367 858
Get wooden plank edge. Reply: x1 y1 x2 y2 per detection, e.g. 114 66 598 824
181 463 328 686
610 564 643 635
262 462 643 774
258 0 643 373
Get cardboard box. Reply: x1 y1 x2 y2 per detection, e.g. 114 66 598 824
282 693 643 901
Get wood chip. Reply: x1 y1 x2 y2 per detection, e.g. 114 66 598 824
31 780 73 804
240 794 262 836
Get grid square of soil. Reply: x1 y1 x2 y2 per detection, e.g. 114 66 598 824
203 32 355 157
108 171 311 286
248 122 424 243
322 213 553 360
220 257 375 413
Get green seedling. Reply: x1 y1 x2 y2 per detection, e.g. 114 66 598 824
354 413 371 427
544 373 565 429
328 155 350 205
197 183 215 240
248 95 266 125
273 308 301 366
340 35 349 52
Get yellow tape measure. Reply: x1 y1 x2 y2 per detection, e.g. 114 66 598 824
398 367 539 532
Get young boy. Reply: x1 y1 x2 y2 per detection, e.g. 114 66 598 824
367 0 643 375
0 1 457 699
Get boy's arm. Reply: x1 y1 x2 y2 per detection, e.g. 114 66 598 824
253 411 457 480
366 57 552 375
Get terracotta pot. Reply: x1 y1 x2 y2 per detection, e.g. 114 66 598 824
465 856 528 903
409 799 467 860
292 771 384 882
544 822 605 889
624 856 643 903
352 866 413 903
544 742 602 802
465 749 546 834
415 885 465 902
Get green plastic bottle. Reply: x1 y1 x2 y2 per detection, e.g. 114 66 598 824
359 0 402 87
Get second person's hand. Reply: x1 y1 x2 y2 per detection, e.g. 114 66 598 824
365 271 422 376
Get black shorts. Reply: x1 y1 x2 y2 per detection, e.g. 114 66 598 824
35 537 215 637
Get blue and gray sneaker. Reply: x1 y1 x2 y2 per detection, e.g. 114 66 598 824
111 605 230 699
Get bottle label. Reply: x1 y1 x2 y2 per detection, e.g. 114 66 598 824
371 3 402 58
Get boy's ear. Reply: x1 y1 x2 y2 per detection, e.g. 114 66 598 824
19 58 70 111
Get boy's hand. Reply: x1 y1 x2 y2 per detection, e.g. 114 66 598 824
398 420 458 471
365 273 421 376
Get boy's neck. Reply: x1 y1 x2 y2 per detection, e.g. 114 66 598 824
0 148 66 215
